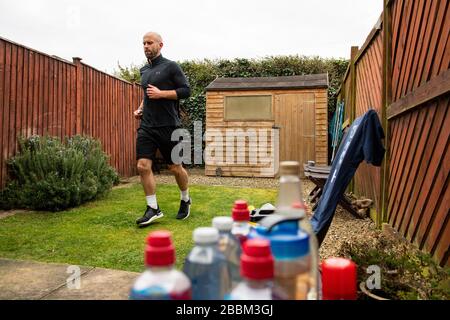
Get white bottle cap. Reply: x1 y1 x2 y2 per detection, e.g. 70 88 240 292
193 227 219 244
212 216 233 231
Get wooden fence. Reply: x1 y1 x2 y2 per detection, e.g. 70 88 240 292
0 36 142 188
337 0 449 266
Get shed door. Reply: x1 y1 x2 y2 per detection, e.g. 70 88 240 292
274 93 316 176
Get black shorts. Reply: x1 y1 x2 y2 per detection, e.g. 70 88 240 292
136 126 181 164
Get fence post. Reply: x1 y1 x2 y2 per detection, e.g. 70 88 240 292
72 57 82 135
349 46 359 122
380 0 392 226
348 46 359 193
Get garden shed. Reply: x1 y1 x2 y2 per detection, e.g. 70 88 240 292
205 74 329 178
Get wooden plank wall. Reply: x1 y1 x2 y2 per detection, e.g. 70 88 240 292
388 95 449 266
78 62 141 178
205 89 327 177
354 29 384 215
387 0 449 266
336 0 449 266
343 71 352 121
0 37 141 188
205 90 276 177
314 89 329 166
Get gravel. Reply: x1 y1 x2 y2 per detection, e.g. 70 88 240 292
124 168 281 189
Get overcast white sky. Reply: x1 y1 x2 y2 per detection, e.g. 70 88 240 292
0 0 383 73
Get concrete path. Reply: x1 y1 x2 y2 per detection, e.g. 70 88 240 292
0 258 139 300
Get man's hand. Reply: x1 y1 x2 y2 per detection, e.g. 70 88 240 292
133 107 143 119
146 84 164 99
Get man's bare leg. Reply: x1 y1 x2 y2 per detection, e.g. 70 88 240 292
137 159 156 196
135 158 163 226
168 164 189 191
168 164 191 219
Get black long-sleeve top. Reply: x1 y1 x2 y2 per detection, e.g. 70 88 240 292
139 54 191 128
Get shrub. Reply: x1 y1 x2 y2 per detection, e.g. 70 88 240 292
338 230 450 300
0 135 119 212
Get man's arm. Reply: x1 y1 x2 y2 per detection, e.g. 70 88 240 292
146 85 178 100
133 99 144 119
146 63 191 100
171 63 191 99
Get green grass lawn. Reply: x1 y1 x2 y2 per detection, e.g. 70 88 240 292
0 183 276 272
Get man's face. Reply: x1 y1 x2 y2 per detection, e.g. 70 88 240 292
143 35 162 60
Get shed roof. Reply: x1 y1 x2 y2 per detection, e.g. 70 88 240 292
206 73 328 91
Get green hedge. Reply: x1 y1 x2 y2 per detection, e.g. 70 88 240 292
0 135 119 212
118 55 347 102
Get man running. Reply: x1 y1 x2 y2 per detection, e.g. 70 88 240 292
134 32 191 226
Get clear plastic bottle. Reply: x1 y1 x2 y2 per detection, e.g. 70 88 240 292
287 202 320 300
271 230 311 300
129 231 191 300
250 212 320 300
275 161 319 300
212 216 242 289
276 161 303 211
227 239 277 300
231 200 252 245
183 227 230 300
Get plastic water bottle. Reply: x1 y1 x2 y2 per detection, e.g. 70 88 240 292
287 202 320 300
247 214 319 300
212 216 242 289
129 231 191 300
227 239 277 300
321 257 357 300
271 229 311 300
231 200 251 245
183 227 230 300
276 161 303 211
275 161 320 299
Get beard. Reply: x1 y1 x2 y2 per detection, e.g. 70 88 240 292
145 49 159 60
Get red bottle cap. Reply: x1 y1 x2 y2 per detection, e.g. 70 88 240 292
321 257 357 300
145 230 175 266
232 200 250 221
241 239 274 280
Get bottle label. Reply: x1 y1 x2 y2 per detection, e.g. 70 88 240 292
295 273 310 300
170 288 192 300
130 286 191 300
130 286 170 300
274 272 310 300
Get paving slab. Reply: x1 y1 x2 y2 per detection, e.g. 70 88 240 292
0 258 93 300
44 267 139 300
0 258 139 300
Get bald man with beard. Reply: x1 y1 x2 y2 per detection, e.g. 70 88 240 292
133 32 191 227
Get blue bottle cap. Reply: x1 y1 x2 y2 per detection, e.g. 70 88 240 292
270 230 310 259
271 220 299 235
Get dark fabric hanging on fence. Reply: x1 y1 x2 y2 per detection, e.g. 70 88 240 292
311 109 385 246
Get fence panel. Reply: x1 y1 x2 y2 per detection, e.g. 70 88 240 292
0 36 142 188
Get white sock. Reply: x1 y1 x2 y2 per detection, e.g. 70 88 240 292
146 194 157 209
181 189 189 202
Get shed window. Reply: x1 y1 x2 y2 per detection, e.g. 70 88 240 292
224 95 272 121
